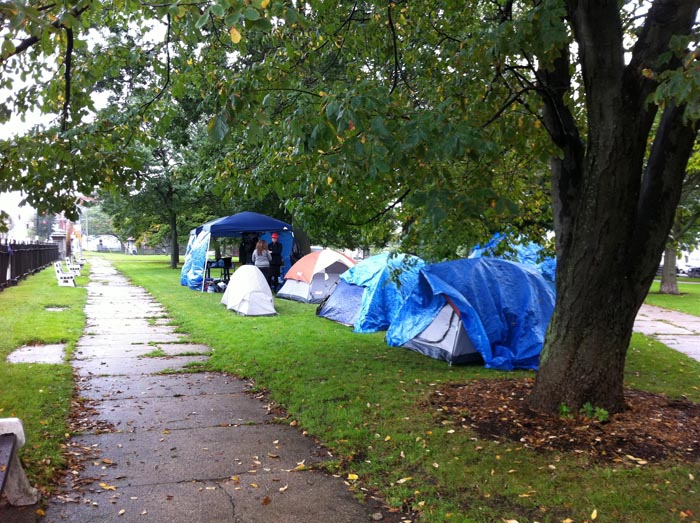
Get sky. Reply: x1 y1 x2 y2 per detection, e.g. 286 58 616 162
0 112 39 226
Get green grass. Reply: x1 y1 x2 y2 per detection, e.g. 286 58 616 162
0 265 88 488
107 254 700 523
646 280 700 316
3 254 699 521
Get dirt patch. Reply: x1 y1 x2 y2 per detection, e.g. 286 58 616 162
430 378 700 464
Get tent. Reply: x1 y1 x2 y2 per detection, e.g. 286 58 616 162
180 211 294 290
316 252 425 333
220 265 277 316
469 233 556 284
386 258 555 370
276 249 356 303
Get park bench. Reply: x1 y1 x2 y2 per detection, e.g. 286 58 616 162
65 257 81 276
54 261 76 287
0 418 41 506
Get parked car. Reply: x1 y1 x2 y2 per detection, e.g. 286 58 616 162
686 267 700 278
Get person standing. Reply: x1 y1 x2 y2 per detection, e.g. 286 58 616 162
269 232 284 291
252 239 272 288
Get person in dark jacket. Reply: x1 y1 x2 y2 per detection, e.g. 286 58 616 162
269 232 284 291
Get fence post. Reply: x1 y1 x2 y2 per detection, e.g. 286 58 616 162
0 240 8 290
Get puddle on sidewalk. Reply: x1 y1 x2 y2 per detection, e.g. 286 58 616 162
7 344 66 364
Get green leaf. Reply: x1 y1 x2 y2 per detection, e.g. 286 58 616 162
244 7 260 21
10 11 26 30
195 10 210 29
208 114 229 141
285 8 298 25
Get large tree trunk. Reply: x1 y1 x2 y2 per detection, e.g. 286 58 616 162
659 245 680 295
169 213 179 269
528 0 699 414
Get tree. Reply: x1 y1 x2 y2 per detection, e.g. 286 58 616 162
2 1 700 414
206 1 700 413
659 149 700 294
100 140 199 268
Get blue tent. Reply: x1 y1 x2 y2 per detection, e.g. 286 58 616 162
469 234 556 284
386 258 555 370
197 211 292 237
314 280 364 326
180 212 294 290
316 252 425 333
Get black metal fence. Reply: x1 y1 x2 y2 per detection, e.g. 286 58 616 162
0 240 59 291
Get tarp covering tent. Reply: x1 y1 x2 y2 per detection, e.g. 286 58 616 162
180 211 294 290
316 252 425 333
386 258 555 370
220 265 277 316
180 229 212 289
469 233 556 284
277 249 356 303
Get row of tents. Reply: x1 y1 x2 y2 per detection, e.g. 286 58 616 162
218 248 555 372
180 212 556 371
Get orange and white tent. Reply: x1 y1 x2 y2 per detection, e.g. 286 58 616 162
277 249 356 303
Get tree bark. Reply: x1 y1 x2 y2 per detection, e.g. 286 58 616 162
659 245 680 295
169 213 179 269
528 0 699 414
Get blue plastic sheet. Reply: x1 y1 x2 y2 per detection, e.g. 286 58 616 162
182 231 211 290
317 252 425 333
386 258 555 370
469 234 556 284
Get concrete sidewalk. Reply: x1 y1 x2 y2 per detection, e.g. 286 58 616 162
4 258 391 523
634 303 700 362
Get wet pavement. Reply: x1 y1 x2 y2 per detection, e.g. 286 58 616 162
634 304 700 362
2 258 385 523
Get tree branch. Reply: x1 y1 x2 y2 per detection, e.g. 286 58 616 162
0 3 91 67
632 103 698 278
345 187 411 226
61 27 73 132
124 13 173 146
387 1 401 95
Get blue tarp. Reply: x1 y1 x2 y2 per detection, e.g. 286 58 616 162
317 252 425 333
470 234 556 284
386 258 555 370
180 212 294 290
181 230 212 290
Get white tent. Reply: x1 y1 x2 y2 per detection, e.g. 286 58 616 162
221 265 277 316
277 249 356 303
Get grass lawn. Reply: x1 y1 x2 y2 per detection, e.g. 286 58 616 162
0 265 88 488
2 254 699 522
111 255 700 523
647 279 700 316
